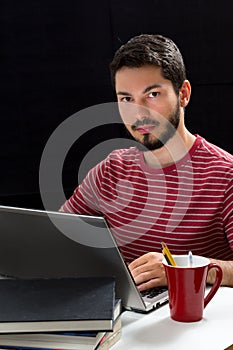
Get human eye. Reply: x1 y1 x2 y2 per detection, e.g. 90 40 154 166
147 91 159 98
119 96 132 103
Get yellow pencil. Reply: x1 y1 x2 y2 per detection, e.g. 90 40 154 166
161 242 177 266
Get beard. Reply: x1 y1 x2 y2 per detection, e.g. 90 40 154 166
130 101 181 151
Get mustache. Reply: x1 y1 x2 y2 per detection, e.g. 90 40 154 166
131 118 160 131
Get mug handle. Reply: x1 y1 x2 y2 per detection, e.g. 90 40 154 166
204 262 223 308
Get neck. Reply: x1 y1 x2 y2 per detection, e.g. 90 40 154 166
143 128 196 168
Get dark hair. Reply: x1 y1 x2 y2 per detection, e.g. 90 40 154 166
110 34 186 95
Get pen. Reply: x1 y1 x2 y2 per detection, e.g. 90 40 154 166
161 242 177 266
188 250 193 267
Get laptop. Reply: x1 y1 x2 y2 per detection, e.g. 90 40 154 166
0 205 168 313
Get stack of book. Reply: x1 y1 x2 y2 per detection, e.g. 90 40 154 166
0 277 122 350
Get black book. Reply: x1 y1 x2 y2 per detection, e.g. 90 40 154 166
0 277 120 333
0 300 121 349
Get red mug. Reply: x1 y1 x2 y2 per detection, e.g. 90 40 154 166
163 255 222 322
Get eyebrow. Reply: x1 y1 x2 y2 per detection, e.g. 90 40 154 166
143 84 162 93
116 84 162 96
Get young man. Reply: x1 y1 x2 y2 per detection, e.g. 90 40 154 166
61 34 233 289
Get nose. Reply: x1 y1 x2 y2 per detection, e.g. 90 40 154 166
134 102 151 120
119 102 151 125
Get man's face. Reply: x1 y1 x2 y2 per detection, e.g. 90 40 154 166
115 65 181 151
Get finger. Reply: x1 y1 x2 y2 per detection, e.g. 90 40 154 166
129 264 147 279
130 257 163 276
133 270 153 286
129 252 162 270
137 277 167 291
132 263 166 286
133 263 164 284
128 255 149 270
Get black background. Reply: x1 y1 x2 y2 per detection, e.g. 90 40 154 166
1 0 232 209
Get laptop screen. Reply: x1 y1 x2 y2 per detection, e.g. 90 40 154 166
0 205 147 311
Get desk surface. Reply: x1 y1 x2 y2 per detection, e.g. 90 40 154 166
112 287 233 350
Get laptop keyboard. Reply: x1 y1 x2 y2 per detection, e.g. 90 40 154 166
141 286 168 299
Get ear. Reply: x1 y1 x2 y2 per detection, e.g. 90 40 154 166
179 80 191 107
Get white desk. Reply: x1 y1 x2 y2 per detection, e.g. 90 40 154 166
112 287 233 350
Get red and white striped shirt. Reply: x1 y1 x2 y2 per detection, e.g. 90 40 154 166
61 135 233 263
